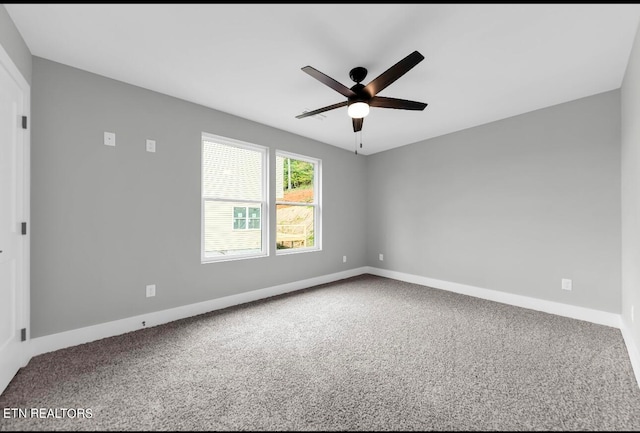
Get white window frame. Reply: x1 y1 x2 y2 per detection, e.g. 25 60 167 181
275 150 322 255
201 133 268 263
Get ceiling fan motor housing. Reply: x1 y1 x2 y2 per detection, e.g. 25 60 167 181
348 83 370 105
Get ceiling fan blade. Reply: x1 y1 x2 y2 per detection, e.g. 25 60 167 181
363 51 424 97
352 117 363 133
296 101 348 119
369 96 427 111
302 66 357 98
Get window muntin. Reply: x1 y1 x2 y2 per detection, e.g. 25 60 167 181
233 206 261 230
276 151 321 253
202 134 268 262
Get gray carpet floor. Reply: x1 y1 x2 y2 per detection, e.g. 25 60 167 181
1 274 640 431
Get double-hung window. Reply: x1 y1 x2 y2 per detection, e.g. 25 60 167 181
201 133 268 262
275 151 321 253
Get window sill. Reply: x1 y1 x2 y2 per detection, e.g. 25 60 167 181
276 247 321 256
201 252 268 264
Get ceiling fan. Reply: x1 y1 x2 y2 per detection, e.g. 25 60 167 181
295 50 428 137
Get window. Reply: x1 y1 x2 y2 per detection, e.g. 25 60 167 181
233 206 261 230
201 133 267 262
276 151 321 253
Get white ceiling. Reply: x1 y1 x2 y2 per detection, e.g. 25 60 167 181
6 3 640 155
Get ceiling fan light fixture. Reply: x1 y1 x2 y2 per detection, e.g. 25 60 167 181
348 101 369 118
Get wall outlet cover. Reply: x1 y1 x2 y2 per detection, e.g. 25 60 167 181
146 139 156 152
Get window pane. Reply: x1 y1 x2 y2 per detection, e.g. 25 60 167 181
277 156 314 203
233 207 246 218
248 207 260 218
248 219 260 229
203 140 262 200
205 200 262 257
276 204 314 250
248 207 261 229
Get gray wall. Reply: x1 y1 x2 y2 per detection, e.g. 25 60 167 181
0 5 31 84
31 57 368 337
366 90 621 313
622 24 640 351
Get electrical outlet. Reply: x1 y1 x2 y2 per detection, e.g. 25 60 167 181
146 284 156 298
146 139 156 153
379 253 384 261
343 255 347 263
561 279 572 291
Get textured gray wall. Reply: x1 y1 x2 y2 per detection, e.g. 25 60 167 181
366 90 621 313
622 24 640 349
31 57 368 337
0 5 31 84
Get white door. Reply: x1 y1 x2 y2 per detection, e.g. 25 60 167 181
0 47 28 395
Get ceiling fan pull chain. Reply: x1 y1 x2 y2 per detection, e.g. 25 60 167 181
354 132 358 155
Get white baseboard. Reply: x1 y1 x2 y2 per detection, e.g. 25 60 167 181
365 267 620 328
29 267 369 357
365 266 638 388
620 319 640 388
26 265 639 389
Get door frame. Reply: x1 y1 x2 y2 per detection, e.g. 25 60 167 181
0 41 30 387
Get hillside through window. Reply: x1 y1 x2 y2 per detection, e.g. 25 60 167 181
275 151 321 253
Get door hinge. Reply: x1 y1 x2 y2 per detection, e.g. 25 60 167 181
21 222 27 235
21 116 27 130
21 328 26 342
